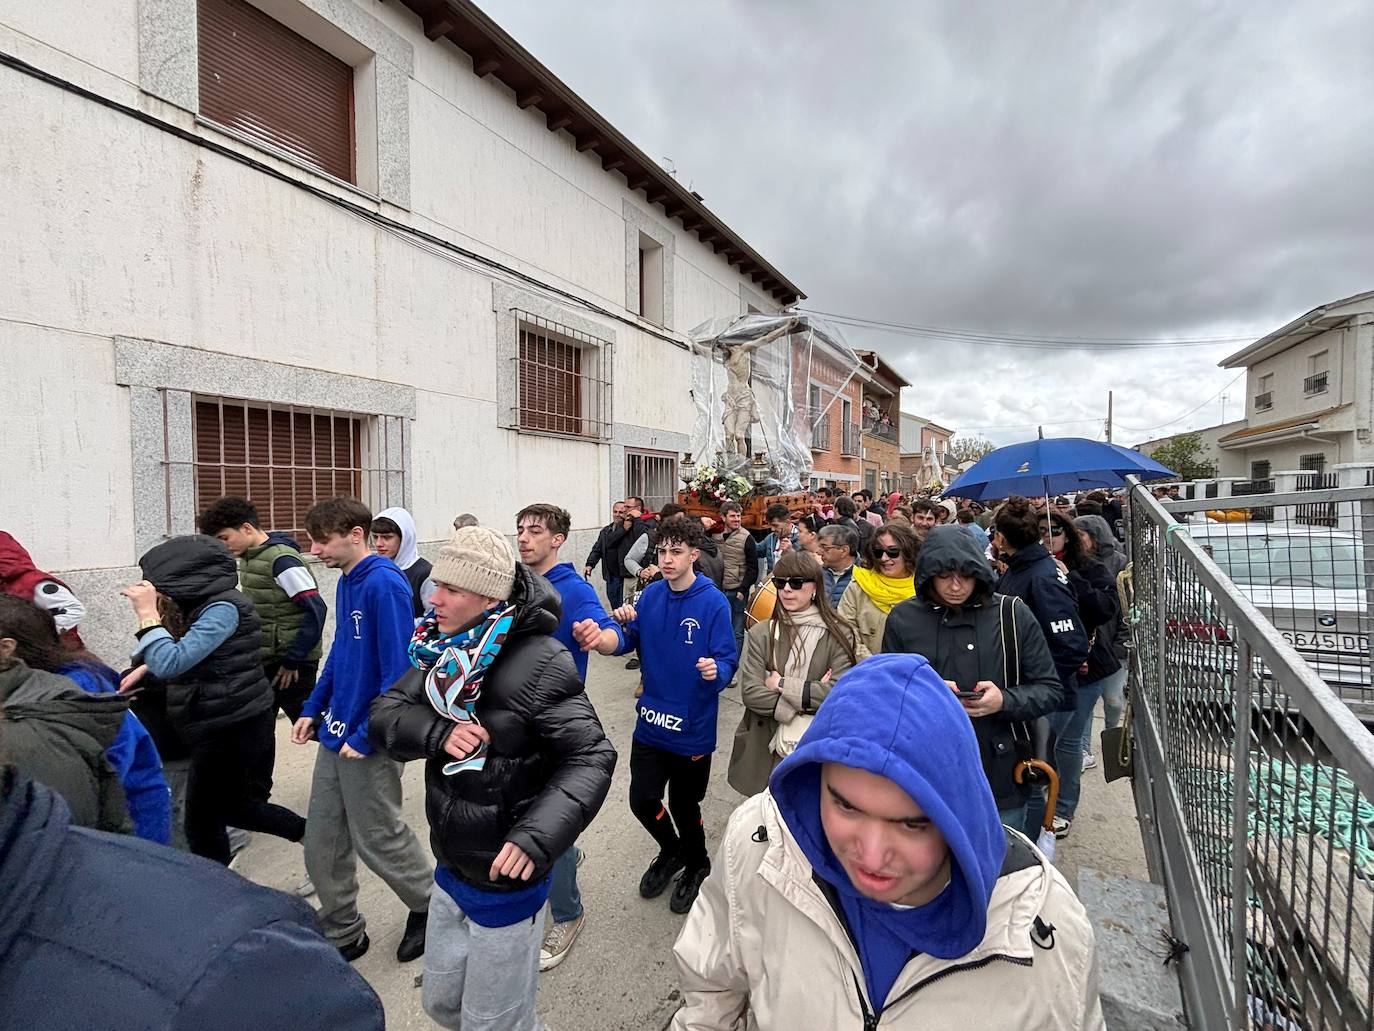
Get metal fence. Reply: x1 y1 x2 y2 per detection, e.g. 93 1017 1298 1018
1128 480 1374 1029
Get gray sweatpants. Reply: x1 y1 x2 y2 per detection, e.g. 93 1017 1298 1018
422 889 546 1031
303 746 433 945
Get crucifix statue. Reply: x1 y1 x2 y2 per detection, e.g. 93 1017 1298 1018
716 317 799 457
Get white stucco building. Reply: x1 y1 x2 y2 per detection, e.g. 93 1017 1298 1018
0 0 802 658
1214 290 1374 480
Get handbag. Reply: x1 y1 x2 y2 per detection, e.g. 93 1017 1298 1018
1099 659 1135 783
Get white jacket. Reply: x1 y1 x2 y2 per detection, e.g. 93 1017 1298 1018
672 792 1104 1030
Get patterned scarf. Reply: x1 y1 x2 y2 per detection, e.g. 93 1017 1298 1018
408 604 515 776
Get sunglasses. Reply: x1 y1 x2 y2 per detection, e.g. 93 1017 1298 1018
771 576 812 591
876 547 904 559
1040 525 1066 537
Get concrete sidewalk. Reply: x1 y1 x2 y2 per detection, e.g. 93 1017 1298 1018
234 653 1148 1029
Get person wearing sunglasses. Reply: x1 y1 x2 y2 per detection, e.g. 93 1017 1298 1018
727 553 857 796
836 524 920 660
816 525 858 607
1023 511 1119 840
880 526 1065 831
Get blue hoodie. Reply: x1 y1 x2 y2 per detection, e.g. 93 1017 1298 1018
60 661 172 845
542 562 624 680
769 653 1007 1013
620 573 737 756
302 554 415 755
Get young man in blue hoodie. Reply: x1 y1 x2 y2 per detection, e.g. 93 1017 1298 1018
671 654 1103 1029
515 502 626 971
612 518 737 916
293 497 433 964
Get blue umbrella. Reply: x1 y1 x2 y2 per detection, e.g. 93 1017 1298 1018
945 437 1176 501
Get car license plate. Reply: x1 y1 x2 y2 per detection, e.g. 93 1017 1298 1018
1281 630 1369 653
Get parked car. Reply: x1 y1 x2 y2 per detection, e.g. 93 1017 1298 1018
1184 522 1372 721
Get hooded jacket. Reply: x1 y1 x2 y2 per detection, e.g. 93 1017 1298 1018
139 535 273 742
1075 515 1129 676
61 661 171 844
0 531 86 646
671 655 1103 1030
374 507 434 618
543 561 625 680
369 564 616 891
881 526 1068 806
995 542 1090 699
0 660 132 834
0 769 384 1031
301 554 415 756
621 573 738 756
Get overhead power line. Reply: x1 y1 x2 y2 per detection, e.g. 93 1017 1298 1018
797 307 1258 351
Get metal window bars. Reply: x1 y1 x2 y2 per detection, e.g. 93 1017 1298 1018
512 310 613 441
625 449 678 514
1306 373 1330 396
183 395 403 544
1129 479 1374 1030
1256 392 1275 411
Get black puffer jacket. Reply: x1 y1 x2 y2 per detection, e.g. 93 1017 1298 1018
881 527 1066 807
996 542 1091 702
369 565 617 891
139 536 272 743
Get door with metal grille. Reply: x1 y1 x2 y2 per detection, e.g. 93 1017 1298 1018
625 450 678 514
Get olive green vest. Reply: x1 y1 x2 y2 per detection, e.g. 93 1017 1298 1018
239 541 322 664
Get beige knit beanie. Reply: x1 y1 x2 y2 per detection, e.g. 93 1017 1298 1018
431 526 516 600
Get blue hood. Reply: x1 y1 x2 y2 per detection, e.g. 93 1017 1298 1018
769 654 1006 999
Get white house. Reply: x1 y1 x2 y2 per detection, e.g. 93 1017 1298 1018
1214 289 1374 480
0 0 803 658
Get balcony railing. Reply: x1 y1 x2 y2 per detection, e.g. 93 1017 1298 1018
1304 372 1328 395
805 407 831 451
862 414 898 442
1253 391 1273 411
841 421 860 456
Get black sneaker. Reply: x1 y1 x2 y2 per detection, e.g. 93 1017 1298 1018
396 909 427 962
339 931 370 963
625 657 641 670
638 850 685 899
670 865 711 915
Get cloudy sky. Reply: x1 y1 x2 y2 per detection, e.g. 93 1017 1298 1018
484 0 1374 447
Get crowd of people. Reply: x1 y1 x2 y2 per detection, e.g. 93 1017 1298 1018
0 482 1128 1028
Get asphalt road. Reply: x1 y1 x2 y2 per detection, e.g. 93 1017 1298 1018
234 651 1149 1030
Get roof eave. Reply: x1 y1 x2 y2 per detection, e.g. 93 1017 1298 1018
399 0 805 306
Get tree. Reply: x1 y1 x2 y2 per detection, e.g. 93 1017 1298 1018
1147 432 1216 481
946 434 996 465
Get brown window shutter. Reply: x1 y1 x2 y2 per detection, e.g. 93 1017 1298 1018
519 326 583 435
197 0 355 183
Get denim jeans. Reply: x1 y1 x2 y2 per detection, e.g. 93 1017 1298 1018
1081 666 1128 754
549 846 582 924
997 802 1028 834
728 591 747 654
1024 698 1092 831
606 576 624 610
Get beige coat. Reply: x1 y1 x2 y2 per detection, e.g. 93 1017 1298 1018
836 579 902 660
671 792 1104 1031
727 619 856 796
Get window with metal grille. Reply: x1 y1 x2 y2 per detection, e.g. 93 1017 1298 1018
193 398 369 543
1250 460 1271 480
1299 452 1327 473
625 449 678 514
197 0 355 183
515 313 612 439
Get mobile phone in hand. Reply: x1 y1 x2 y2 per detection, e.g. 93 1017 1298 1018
953 689 985 701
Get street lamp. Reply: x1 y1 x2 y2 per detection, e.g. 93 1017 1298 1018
680 452 696 487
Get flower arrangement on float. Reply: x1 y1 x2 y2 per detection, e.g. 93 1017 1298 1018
683 464 752 504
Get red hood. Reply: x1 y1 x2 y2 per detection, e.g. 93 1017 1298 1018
0 532 66 600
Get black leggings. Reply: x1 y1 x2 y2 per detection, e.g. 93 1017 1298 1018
186 708 306 864
628 740 712 868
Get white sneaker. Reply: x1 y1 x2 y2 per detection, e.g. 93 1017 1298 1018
539 913 585 972
1052 816 1072 839
1081 752 1097 771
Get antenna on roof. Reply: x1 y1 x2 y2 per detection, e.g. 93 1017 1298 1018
661 157 677 177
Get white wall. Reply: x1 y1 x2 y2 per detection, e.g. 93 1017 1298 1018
1 0 789 583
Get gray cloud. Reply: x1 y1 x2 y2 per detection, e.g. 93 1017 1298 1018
482 0 1374 444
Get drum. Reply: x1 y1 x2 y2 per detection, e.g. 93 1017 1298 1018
744 578 777 628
